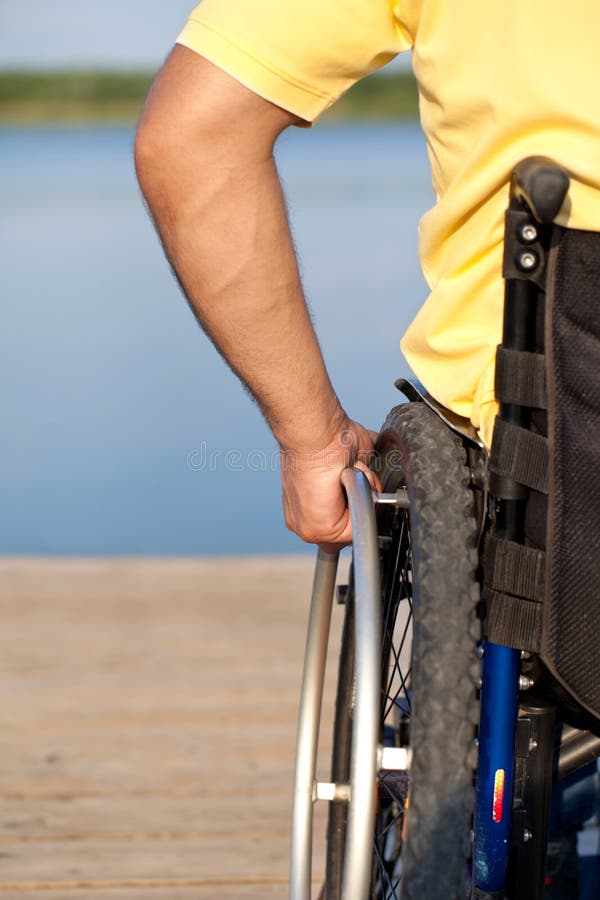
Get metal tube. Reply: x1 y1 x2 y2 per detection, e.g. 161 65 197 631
340 469 382 900
473 640 521 893
289 548 339 900
558 731 600 779
475 200 542 892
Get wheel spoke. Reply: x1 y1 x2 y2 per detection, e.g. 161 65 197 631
382 515 413 721
376 805 404 843
384 609 412 714
371 511 411 900
378 771 409 808
373 830 401 899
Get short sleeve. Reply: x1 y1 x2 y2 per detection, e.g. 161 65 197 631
176 0 413 122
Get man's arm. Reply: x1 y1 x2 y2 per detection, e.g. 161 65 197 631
135 46 378 548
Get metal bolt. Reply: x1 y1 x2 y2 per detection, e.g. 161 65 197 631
314 781 351 802
519 675 534 690
476 677 484 690
519 223 538 244
518 251 538 271
374 491 402 506
379 745 412 771
474 737 480 748
521 650 532 660
476 644 485 659
529 739 538 752
523 829 533 843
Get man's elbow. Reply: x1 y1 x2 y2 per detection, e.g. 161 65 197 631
134 101 185 210
134 52 223 209
134 46 299 217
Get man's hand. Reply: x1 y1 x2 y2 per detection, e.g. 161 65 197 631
280 416 381 552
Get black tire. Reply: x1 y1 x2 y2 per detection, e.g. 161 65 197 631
325 402 481 900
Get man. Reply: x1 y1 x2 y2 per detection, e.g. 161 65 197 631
134 1 599 550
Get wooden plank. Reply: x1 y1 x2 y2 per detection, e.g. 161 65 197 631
0 836 290 880
0 795 290 839
0 888 288 900
0 802 329 876
0 726 306 794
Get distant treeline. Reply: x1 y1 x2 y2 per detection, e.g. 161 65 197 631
0 71 154 123
0 70 419 124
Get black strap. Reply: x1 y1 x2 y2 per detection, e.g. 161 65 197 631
489 418 549 494
495 346 547 409
484 536 545 602
484 588 542 652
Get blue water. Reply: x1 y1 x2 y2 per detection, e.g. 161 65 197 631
1 123 433 554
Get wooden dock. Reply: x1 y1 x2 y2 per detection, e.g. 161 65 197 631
0 557 344 899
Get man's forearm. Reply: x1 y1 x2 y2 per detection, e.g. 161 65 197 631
153 154 343 452
135 48 343 453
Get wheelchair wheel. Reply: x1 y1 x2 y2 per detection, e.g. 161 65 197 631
325 403 481 900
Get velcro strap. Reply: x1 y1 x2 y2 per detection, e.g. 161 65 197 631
484 588 542 652
489 418 549 494
495 347 547 409
484 536 545 601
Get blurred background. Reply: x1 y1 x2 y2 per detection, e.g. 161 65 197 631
2 7 598 899
0 0 432 556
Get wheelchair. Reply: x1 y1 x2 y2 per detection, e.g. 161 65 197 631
290 159 600 900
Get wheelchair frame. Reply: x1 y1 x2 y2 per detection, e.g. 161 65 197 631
290 160 600 900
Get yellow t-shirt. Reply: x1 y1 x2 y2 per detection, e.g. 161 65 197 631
177 1 600 447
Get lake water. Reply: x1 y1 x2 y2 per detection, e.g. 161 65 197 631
1 122 433 554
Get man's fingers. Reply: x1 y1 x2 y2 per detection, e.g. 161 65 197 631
352 459 381 492
283 487 351 545
318 517 354 554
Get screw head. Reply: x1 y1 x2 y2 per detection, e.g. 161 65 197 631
517 250 538 271
523 829 533 843
519 223 538 244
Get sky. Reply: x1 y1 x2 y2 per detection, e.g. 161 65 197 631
0 0 195 69
0 0 410 71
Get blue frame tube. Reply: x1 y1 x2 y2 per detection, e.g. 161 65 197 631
473 640 521 893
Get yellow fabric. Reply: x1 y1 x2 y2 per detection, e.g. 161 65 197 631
178 1 600 447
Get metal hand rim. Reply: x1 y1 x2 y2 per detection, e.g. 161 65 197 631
339 469 383 900
289 469 382 900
